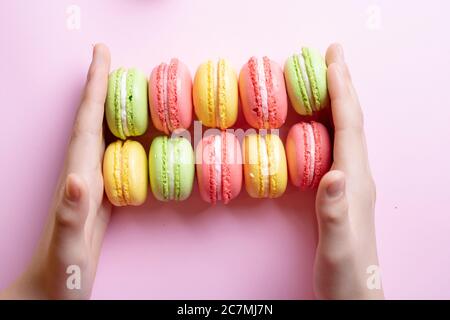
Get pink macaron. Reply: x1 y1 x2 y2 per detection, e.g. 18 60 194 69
286 121 332 189
239 56 287 129
149 58 193 134
196 131 242 204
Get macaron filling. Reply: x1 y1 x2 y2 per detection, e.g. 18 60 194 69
162 64 171 132
205 133 232 204
160 137 182 200
156 60 183 133
256 58 270 125
208 59 227 129
248 57 277 128
120 70 130 137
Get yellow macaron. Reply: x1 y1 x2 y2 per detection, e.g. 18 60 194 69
193 59 238 129
243 133 287 198
103 140 148 206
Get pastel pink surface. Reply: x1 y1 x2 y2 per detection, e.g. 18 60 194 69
239 57 287 128
149 58 192 134
1 0 450 300
286 122 331 188
195 132 242 204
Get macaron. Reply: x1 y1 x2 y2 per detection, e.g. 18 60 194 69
149 59 193 134
105 68 149 140
193 59 238 129
243 133 287 198
286 122 332 189
239 56 287 129
284 47 329 116
148 136 195 201
196 132 242 204
103 140 148 206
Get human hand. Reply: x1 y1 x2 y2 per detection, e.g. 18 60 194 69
313 44 384 299
0 44 112 299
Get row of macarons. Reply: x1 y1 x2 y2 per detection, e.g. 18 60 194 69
103 122 331 206
105 47 329 140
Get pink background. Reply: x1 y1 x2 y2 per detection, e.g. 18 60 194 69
1 0 450 299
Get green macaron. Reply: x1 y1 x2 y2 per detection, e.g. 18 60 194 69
149 136 195 201
105 68 148 140
284 47 329 116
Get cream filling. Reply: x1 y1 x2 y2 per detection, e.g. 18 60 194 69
167 139 175 200
162 64 172 131
305 123 316 187
298 53 315 111
213 135 222 201
120 71 130 137
256 57 269 124
259 136 270 198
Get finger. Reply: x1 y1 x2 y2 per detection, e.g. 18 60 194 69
66 44 110 173
327 62 371 175
315 170 352 254
326 43 352 83
53 174 89 242
47 174 92 299
73 43 111 137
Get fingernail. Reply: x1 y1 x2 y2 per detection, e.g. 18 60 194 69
336 44 345 63
327 176 345 198
65 175 81 202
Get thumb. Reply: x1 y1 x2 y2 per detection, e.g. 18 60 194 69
315 170 352 255
46 173 90 299
53 173 89 244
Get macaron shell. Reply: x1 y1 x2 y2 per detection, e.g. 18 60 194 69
149 59 193 134
284 48 329 116
103 140 148 206
105 68 149 139
128 68 149 136
284 56 311 116
242 134 261 198
195 132 242 204
221 132 243 202
195 136 212 203
176 137 195 200
125 140 149 205
303 48 329 111
193 60 238 129
148 136 168 201
266 134 288 198
239 58 287 129
103 140 122 206
243 134 287 198
149 136 194 201
286 122 331 189
105 69 124 139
